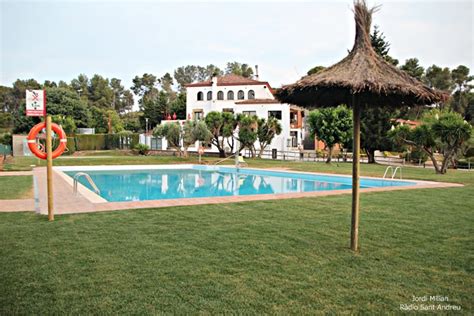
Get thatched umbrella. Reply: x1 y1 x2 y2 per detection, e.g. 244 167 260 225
276 0 448 251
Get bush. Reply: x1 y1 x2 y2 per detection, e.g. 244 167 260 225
0 133 12 146
75 134 106 150
64 137 76 155
134 143 149 156
405 149 428 163
74 133 141 151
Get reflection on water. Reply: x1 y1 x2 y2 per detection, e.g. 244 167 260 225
67 169 352 202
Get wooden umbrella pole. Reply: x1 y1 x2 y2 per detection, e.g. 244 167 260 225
351 96 361 251
46 115 54 221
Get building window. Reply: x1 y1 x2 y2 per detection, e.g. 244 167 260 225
268 110 282 120
193 110 204 120
243 111 256 116
197 91 203 101
248 90 255 99
217 91 224 100
223 108 234 113
227 91 234 100
207 91 212 100
237 90 244 100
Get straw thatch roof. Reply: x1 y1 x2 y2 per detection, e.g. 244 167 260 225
276 0 448 108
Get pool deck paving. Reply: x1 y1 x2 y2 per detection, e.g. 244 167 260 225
0 166 463 215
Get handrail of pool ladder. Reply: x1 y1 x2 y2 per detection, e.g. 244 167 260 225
214 154 236 165
383 165 402 180
73 172 101 195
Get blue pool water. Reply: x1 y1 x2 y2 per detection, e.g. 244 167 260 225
65 166 413 202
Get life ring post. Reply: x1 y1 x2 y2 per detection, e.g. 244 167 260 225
46 115 54 221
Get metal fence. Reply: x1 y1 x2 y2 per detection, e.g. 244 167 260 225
0 144 12 156
243 149 370 163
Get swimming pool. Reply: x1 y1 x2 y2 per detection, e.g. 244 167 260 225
62 165 414 202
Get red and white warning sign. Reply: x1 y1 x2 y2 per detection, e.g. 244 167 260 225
26 89 46 116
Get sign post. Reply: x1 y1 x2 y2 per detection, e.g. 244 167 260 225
26 90 54 221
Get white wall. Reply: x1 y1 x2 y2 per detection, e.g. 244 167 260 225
186 84 303 153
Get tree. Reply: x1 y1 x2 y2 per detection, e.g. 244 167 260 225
308 106 352 163
424 65 452 91
88 74 113 108
89 107 123 134
43 80 57 88
141 91 169 129
45 87 90 128
131 73 158 101
173 65 223 92
236 114 258 157
370 25 399 66
182 120 212 158
225 62 254 78
203 64 223 78
465 92 474 124
110 78 134 113
204 111 236 157
70 74 89 100
121 111 143 133
174 65 199 92
450 65 473 116
256 117 282 158
159 73 175 96
390 111 472 174
51 115 76 135
153 122 183 156
307 66 326 76
169 92 186 119
400 58 424 80
361 105 396 163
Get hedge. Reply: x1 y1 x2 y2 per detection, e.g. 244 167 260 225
64 137 77 155
73 134 139 151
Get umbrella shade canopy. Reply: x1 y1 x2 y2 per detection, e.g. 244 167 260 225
276 0 448 108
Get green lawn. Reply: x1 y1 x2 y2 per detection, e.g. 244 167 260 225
0 175 32 199
0 154 473 313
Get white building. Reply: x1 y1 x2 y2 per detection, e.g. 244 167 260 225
185 74 306 155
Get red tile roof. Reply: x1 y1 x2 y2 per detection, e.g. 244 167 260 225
185 74 272 89
235 99 281 105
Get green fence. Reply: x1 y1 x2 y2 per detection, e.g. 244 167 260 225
0 144 12 156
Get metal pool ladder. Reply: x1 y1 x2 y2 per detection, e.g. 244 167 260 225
383 166 403 180
73 172 100 195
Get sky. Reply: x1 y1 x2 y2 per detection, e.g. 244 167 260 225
1 0 473 92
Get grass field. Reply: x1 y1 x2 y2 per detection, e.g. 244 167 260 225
0 175 32 199
0 153 473 313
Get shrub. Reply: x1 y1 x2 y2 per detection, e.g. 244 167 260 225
75 134 106 150
0 133 12 146
64 137 76 155
134 143 149 156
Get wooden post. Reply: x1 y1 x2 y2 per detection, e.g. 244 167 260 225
351 97 360 251
46 116 54 221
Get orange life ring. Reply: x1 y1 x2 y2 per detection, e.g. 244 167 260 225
198 147 205 155
27 122 67 160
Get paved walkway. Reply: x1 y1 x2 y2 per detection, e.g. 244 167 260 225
0 171 33 176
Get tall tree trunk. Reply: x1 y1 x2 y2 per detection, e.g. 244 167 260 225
427 152 442 174
366 148 375 164
326 146 333 163
258 142 266 158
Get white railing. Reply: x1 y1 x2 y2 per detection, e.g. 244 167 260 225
73 172 101 195
383 166 402 180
